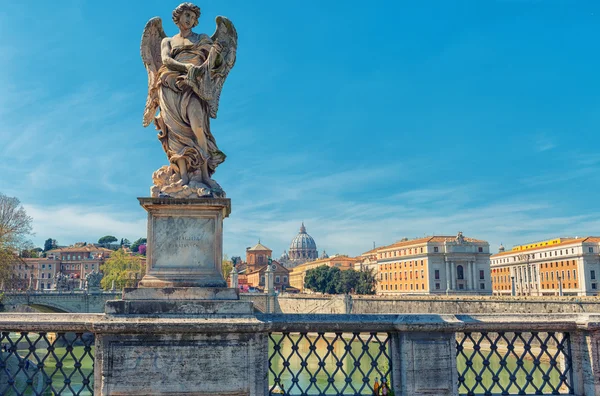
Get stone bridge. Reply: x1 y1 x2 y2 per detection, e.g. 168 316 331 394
1 291 121 313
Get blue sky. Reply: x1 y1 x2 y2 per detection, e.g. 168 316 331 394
1 0 599 258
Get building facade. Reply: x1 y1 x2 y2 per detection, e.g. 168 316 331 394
289 255 359 292
375 233 492 295
245 241 272 273
246 261 290 292
491 237 600 296
47 245 112 288
8 258 59 291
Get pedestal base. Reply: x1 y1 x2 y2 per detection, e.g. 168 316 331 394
105 287 254 317
138 197 230 288
96 331 268 395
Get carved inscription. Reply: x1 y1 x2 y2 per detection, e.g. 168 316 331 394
152 216 216 269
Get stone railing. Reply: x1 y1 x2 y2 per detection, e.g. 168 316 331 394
0 313 599 395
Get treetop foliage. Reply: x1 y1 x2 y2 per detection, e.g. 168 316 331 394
304 265 377 295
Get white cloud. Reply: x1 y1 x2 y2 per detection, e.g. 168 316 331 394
24 204 146 247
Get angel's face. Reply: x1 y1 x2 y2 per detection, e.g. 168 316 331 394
179 10 198 30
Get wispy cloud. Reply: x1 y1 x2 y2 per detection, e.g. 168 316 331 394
534 133 557 152
24 204 146 247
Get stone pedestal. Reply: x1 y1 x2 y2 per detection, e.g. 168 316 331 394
138 197 230 288
98 197 266 394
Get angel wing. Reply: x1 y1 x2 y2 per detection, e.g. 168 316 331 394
186 17 238 119
140 17 167 127
208 16 238 118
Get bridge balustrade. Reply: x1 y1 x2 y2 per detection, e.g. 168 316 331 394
0 313 597 395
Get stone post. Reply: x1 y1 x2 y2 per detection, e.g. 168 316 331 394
265 263 274 295
471 261 477 291
511 276 516 296
559 276 563 296
568 325 600 396
111 280 115 292
445 261 450 293
230 265 239 290
391 331 458 396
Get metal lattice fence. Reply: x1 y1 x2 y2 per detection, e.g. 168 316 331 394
0 331 94 396
456 331 574 395
268 332 392 396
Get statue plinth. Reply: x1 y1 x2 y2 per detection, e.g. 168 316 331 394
137 197 230 288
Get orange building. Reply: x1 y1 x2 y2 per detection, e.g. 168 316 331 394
245 241 272 273
491 237 600 296
375 233 491 295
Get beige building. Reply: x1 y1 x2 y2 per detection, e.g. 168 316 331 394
375 232 492 295
46 245 112 287
289 255 359 292
246 261 290 292
491 237 600 296
8 258 59 291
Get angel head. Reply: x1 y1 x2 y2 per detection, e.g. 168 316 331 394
172 3 201 30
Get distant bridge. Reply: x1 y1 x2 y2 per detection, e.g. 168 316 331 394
1 291 121 313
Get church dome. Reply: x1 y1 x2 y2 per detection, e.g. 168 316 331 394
288 223 318 261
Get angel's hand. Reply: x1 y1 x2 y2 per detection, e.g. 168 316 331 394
213 42 224 54
185 63 194 72
176 76 188 90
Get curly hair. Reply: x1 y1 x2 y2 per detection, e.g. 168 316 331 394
172 3 201 27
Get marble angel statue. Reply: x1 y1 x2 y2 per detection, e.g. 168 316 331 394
141 3 237 198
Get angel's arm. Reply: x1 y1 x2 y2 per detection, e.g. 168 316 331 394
161 38 191 73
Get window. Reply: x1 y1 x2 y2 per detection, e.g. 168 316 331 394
593 283 597 290
49 264 51 269
479 270 485 280
480 283 485 290
592 271 596 280
42 273 45 279
434 247 439 253
420 248 423 253
590 247 594 253
459 284 464 290
434 270 440 280
283 276 288 283
261 276 265 284
47 283 51 289
435 283 440 290
478 247 483 253
42 264 45 269
573 269 577 279
275 276 280 283
457 265 464 280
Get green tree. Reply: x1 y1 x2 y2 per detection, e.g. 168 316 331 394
355 269 377 295
0 193 33 285
304 266 377 295
304 265 341 294
121 238 131 248
43 238 58 252
222 255 233 279
100 249 143 290
337 269 359 294
131 238 147 253
98 235 118 246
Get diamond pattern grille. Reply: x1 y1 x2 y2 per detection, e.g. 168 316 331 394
456 331 573 395
268 332 391 396
0 331 94 395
